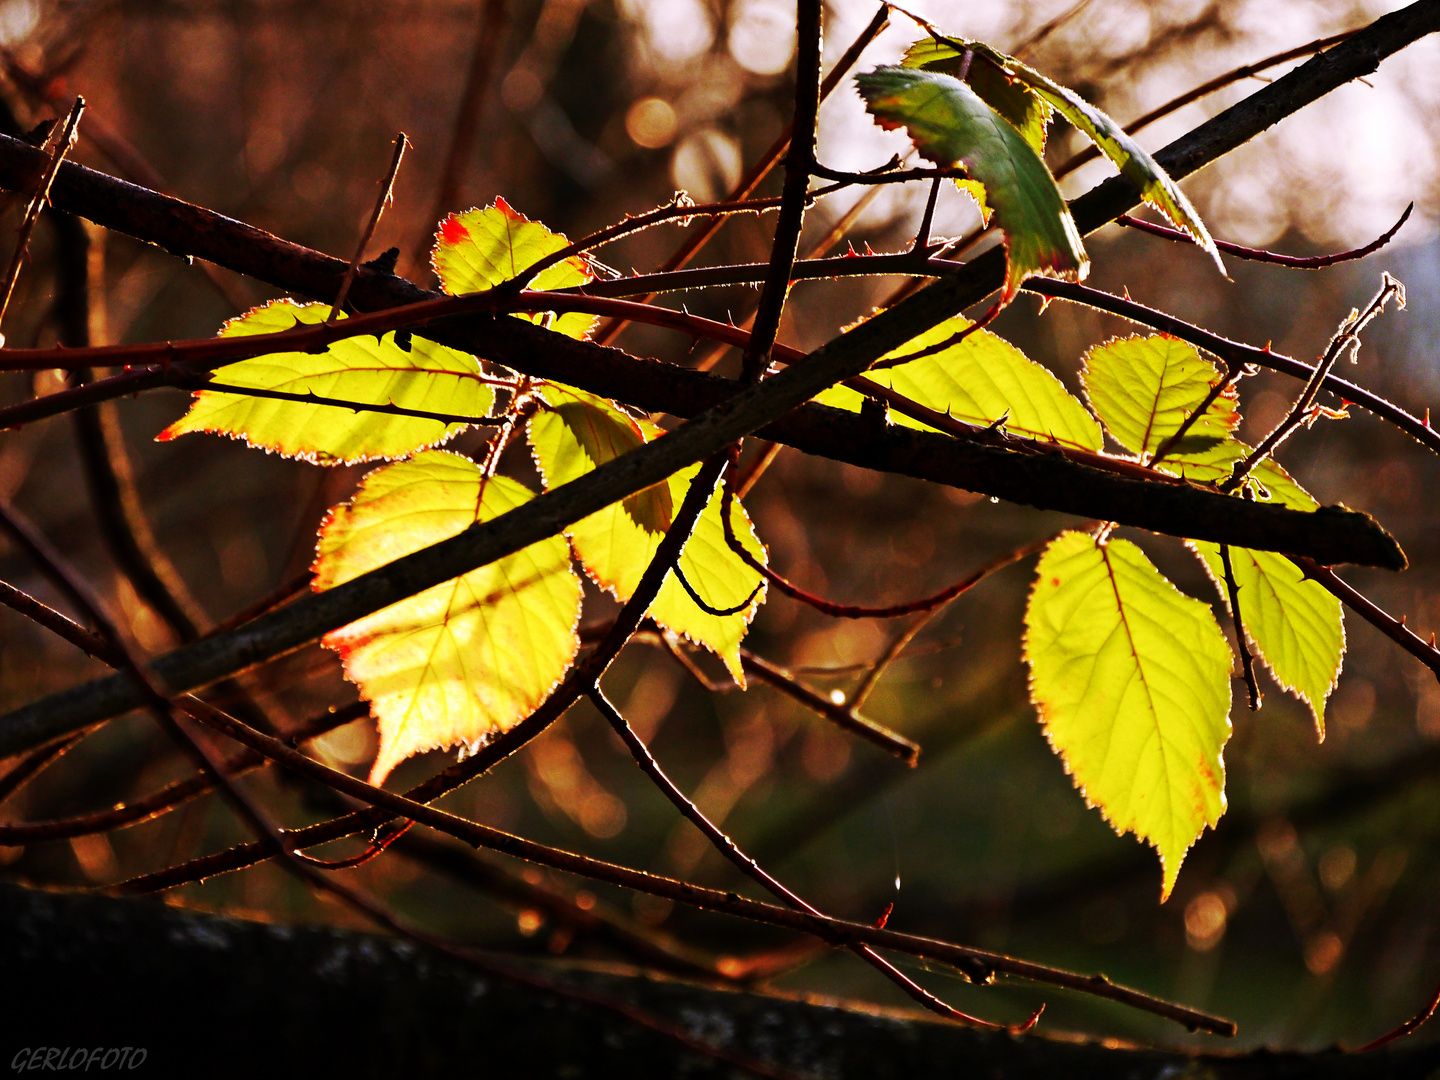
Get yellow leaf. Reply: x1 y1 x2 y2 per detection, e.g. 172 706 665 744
313 451 582 785
159 300 493 464
528 385 766 682
431 198 597 340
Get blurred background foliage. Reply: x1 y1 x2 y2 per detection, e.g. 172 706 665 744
0 0 1438 1053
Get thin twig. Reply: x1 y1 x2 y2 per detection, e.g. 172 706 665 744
0 95 82 336
851 599 952 711
158 688 1235 1035
1147 362 1246 465
1222 274 1404 492
1355 976 1440 1051
671 563 763 617
742 0 823 384
1219 545 1261 710
810 163 965 186
592 3 889 346
721 478 1048 619
1052 30 1357 180
1292 557 1440 682
0 735 81 804
1118 204 1411 270
510 193 793 291
329 133 407 323
739 648 920 763
913 177 943 253
0 704 364 844
590 686 1036 1032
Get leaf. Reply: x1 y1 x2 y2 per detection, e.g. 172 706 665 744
816 315 1103 451
1153 437 1315 510
856 65 1087 302
1080 334 1238 459
963 39 1224 273
1024 531 1232 900
901 39 1053 155
528 386 766 682
312 451 582 786
430 197 597 340
1190 541 1344 737
158 300 494 464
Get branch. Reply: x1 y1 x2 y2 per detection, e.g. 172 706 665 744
1116 203 1412 269
160 688 1236 1035
591 686 1034 1031
741 0 822 383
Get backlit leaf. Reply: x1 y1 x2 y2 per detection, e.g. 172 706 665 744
816 315 1103 450
901 39 1052 155
1190 541 1344 737
159 300 494 464
431 197 598 339
313 451 582 786
1154 436 1316 510
958 40 1223 273
1162 441 1345 736
1025 530 1232 900
528 386 766 682
1088 344 1347 732
1081 334 1238 460
856 66 1087 302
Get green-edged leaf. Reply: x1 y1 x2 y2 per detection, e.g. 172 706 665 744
312 451 582 786
158 300 493 464
1081 334 1238 459
856 65 1087 302
1154 437 1315 510
963 39 1223 273
1160 441 1345 736
528 386 766 682
901 39 1052 155
1025 531 1232 900
431 197 597 340
1190 541 1344 737
815 315 1103 451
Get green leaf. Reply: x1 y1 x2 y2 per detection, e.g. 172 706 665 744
528 385 766 683
1153 437 1315 510
1190 541 1344 737
815 315 1103 450
1158 440 1345 736
1080 334 1238 459
158 300 494 464
901 40 1052 155
856 65 1087 302
431 197 598 340
312 451 582 786
1025 531 1232 900
963 39 1224 273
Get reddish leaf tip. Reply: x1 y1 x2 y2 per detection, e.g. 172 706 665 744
440 216 470 246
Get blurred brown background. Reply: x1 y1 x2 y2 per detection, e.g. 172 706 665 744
0 0 1438 1052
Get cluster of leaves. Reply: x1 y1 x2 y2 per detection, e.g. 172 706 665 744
859 29 1222 303
162 31 1346 899
164 198 767 787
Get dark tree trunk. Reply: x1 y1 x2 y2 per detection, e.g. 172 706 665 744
2 883 1436 1078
